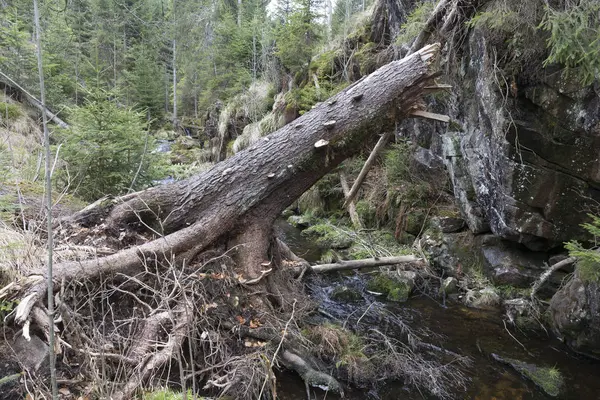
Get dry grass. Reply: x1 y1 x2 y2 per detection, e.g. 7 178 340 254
0 105 43 181
232 105 285 154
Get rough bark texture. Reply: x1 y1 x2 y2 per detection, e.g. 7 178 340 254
106 45 439 238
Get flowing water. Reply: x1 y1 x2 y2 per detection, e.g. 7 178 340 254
275 220 600 400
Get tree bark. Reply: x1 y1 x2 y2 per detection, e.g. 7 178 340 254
11 43 442 324
340 172 362 229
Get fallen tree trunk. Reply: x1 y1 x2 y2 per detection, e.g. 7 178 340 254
298 255 421 274
38 43 438 284
4 43 443 399
12 43 441 322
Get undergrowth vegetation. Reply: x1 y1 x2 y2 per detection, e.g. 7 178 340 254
395 0 434 45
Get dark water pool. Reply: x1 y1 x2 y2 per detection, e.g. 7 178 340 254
275 219 600 400
278 294 600 399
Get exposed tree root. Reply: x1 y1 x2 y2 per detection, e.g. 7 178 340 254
113 301 193 400
281 350 344 398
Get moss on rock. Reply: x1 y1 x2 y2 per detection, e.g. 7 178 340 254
302 223 353 249
366 271 415 302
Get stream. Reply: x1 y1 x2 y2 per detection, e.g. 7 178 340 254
274 220 600 400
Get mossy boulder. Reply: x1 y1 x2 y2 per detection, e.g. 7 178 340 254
173 135 201 150
367 271 416 302
287 214 314 229
302 223 353 249
405 212 426 236
465 287 501 309
154 129 178 140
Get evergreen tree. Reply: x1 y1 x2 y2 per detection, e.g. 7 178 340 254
56 87 158 201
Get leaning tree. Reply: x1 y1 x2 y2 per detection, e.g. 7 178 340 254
2 43 447 399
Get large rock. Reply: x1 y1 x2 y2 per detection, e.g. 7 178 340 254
10 334 49 372
433 28 600 251
480 235 548 287
549 271 600 358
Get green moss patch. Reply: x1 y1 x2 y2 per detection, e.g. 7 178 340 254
302 223 353 249
366 272 414 302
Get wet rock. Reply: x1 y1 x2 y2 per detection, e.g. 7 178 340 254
491 353 563 397
549 271 600 358
432 28 600 251
330 286 362 303
421 229 477 277
439 277 458 296
438 216 466 233
10 334 48 372
480 235 548 287
504 298 541 330
287 214 312 229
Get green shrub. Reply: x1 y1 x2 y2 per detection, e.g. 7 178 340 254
395 1 434 45
540 1 600 85
565 214 600 282
0 102 22 122
55 88 162 201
